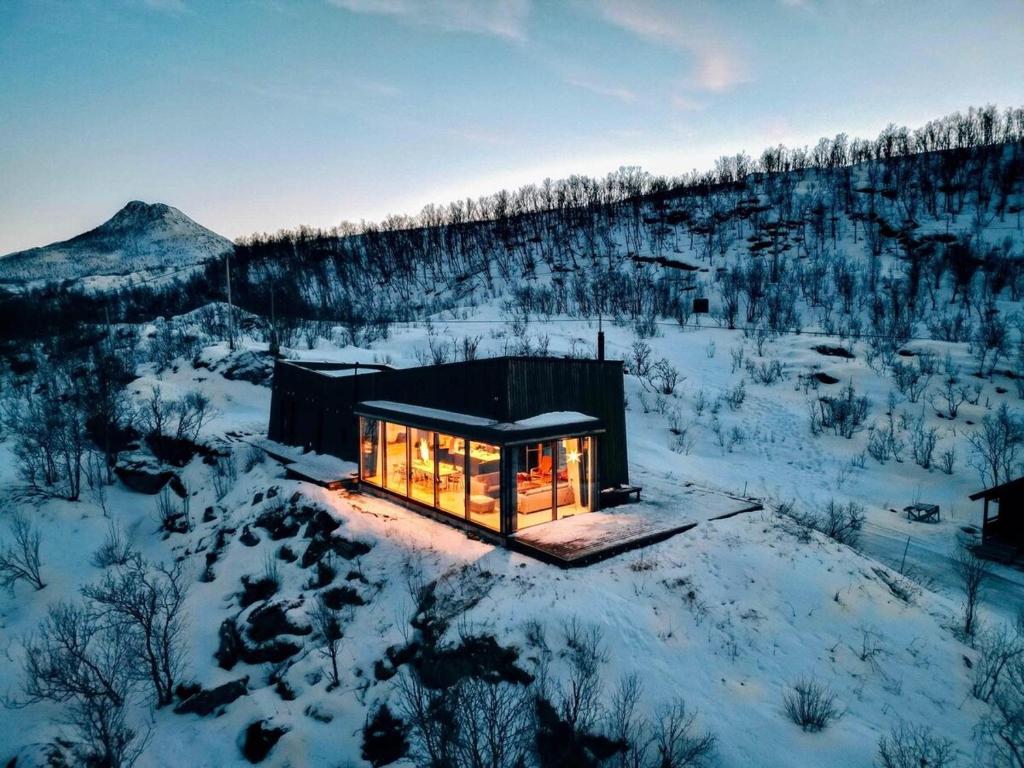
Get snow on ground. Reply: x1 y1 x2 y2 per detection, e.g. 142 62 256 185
1 310 1021 767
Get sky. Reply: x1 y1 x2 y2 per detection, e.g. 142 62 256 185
1 0 1022 254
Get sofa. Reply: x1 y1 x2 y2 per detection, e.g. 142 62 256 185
517 482 574 514
469 471 500 497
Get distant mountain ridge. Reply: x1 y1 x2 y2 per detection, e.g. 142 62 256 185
0 201 232 286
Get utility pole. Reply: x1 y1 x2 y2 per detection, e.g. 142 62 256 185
226 250 235 351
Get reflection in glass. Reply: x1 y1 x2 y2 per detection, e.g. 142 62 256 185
467 441 501 531
385 422 408 496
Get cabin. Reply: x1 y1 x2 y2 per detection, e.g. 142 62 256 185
969 476 1024 559
267 356 632 540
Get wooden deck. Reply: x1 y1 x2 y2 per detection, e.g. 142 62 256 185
511 483 763 567
250 438 358 489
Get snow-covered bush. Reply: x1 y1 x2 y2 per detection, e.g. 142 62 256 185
810 382 869 438
782 677 840 732
91 521 136 569
779 500 865 548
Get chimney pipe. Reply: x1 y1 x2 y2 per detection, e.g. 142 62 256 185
597 329 605 361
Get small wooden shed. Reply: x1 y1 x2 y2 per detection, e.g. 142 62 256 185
969 476 1024 552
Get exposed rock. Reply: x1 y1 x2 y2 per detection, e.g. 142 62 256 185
301 532 371 567
812 344 854 359
304 703 334 724
252 492 264 506
215 619 241 670
239 526 260 547
239 574 278 607
321 585 365 609
114 454 176 494
203 506 217 522
246 601 311 643
240 719 288 763
303 508 341 539
221 350 275 386
174 677 249 716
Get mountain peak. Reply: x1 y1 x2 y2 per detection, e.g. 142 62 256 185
0 201 232 287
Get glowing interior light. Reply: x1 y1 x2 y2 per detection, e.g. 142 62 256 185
567 449 581 464
419 439 430 463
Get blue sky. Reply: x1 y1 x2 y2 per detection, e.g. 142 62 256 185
1 0 1022 253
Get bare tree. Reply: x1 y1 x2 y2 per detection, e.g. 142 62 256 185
396 670 460 768
82 557 189 707
967 403 1024 488
455 676 534 768
877 721 957 768
953 544 991 638
0 512 46 592
652 700 716 768
22 601 147 768
311 595 346 688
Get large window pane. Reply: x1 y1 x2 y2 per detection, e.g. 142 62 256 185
556 436 591 517
437 433 466 518
467 441 501 531
408 427 436 506
385 422 408 495
360 417 383 487
515 441 555 531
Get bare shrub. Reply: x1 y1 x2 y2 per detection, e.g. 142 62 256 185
966 403 1024 487
977 613 1024 767
780 500 865 548
91 520 136 569
455 676 534 768
82 557 189 707
0 512 46 592
652 359 682 395
746 358 784 385
973 617 1024 704
783 677 840 732
22 601 147 767
877 721 957 768
652 700 717 767
210 453 238 500
811 382 869 438
242 444 265 472
953 544 992 638
311 595 346 688
723 380 746 411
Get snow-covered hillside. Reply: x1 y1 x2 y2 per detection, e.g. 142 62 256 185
0 201 232 289
1 310 1022 767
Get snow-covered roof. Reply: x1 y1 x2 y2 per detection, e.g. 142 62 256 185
354 400 603 442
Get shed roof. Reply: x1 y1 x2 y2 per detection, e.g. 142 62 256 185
969 476 1024 501
354 400 603 445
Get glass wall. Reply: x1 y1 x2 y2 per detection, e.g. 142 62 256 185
408 427 436 506
514 442 554 531
467 441 501 531
385 422 408 496
436 433 466 518
360 416 596 536
360 417 383 487
556 436 592 518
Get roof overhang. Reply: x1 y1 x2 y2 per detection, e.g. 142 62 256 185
353 400 604 445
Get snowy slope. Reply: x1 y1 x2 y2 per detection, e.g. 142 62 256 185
0 201 232 288
1 320 1021 767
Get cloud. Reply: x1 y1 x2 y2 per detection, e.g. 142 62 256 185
351 77 401 97
592 0 748 92
670 94 704 112
566 76 636 103
329 0 530 41
142 0 189 12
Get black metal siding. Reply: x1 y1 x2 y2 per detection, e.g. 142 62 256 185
268 356 629 489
